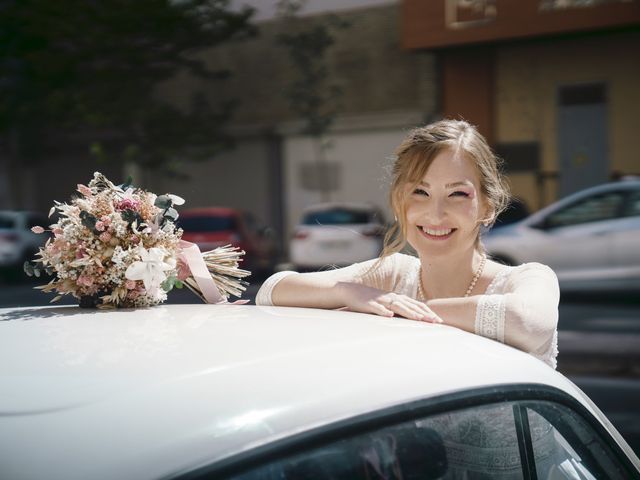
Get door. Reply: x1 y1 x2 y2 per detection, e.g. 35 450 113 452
557 83 609 197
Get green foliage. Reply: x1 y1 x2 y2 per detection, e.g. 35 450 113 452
275 0 350 137
0 0 256 170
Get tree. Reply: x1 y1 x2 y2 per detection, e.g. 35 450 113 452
275 0 349 202
0 0 255 175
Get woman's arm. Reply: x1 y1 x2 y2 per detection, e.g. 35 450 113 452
426 264 560 354
256 256 441 322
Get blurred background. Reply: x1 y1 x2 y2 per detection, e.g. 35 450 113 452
0 0 639 453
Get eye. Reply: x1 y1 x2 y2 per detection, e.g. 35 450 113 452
450 191 470 198
413 188 428 196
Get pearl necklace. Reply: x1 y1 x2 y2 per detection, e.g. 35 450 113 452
417 253 487 300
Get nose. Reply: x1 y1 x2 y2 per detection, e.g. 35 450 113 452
426 197 446 224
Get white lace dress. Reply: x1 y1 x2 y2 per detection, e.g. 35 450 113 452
256 253 559 369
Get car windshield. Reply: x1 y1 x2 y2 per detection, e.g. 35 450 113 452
303 209 372 225
0 215 16 229
177 215 237 232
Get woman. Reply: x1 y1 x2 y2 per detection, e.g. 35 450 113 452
257 119 559 369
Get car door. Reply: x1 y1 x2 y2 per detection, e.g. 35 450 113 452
609 188 640 273
530 189 626 278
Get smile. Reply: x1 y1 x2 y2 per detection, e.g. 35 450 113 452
417 226 456 240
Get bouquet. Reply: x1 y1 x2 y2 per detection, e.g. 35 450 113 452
25 172 251 308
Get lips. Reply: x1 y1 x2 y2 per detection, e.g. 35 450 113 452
417 225 456 240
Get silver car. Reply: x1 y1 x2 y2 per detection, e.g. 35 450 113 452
0 304 638 479
483 179 640 292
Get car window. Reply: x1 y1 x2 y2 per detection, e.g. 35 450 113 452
230 402 524 479
177 216 237 232
624 189 640 217
544 191 625 229
525 402 627 479
303 209 374 225
220 399 630 480
0 214 15 229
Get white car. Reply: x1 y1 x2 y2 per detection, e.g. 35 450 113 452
0 210 50 270
483 179 640 292
0 304 638 479
290 203 386 270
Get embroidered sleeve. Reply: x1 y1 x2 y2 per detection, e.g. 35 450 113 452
255 271 298 306
475 294 506 343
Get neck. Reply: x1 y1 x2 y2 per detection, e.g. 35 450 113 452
419 248 484 300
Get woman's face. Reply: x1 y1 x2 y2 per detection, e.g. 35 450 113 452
403 148 487 259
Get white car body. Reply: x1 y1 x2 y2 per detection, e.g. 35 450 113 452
290 203 385 269
1 304 638 479
0 210 49 268
483 180 640 292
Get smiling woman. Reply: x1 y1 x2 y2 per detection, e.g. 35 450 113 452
257 119 560 369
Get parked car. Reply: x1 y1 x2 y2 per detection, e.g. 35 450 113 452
0 304 638 479
290 203 386 270
483 179 640 292
0 210 50 272
177 208 277 275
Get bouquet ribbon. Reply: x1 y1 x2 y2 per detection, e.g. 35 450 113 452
179 240 249 305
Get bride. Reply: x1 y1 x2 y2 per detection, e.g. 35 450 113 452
257 119 559 369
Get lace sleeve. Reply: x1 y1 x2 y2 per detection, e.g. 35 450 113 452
475 294 506 343
255 271 299 306
480 263 560 368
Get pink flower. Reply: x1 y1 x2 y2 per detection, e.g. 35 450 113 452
115 198 140 211
99 232 112 242
95 221 106 232
31 226 45 234
75 248 86 259
125 280 137 290
77 275 93 287
130 235 140 244
101 216 112 225
53 228 63 236
77 184 93 197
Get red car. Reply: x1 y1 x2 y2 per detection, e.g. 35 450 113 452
177 208 277 275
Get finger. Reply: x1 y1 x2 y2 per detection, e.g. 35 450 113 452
370 301 394 318
404 298 442 323
388 299 428 322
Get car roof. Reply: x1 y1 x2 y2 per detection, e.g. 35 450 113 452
0 305 595 480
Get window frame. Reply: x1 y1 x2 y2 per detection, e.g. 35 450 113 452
535 190 628 230
172 384 639 480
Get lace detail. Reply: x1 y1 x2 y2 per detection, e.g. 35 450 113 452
484 266 512 295
255 271 298 306
475 294 506 343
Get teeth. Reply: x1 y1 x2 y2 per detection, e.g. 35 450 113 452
422 227 453 236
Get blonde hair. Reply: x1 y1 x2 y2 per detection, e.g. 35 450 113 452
383 119 510 257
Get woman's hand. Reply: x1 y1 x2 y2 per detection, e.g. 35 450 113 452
336 282 442 323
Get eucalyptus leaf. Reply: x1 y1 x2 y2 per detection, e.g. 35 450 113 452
23 261 34 276
164 207 178 222
80 210 98 231
154 195 171 209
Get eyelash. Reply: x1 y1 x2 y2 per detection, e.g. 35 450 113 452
412 189 469 198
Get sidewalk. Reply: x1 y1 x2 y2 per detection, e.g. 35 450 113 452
557 330 640 378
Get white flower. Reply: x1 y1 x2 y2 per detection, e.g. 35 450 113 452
125 247 176 293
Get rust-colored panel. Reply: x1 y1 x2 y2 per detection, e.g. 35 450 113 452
403 0 640 50
441 48 495 145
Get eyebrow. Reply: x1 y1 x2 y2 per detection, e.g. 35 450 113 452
419 181 474 188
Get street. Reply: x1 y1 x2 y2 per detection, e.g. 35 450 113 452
1 278 639 455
